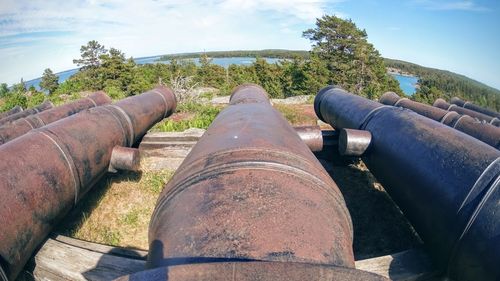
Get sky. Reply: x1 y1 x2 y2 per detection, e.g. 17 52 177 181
0 0 499 89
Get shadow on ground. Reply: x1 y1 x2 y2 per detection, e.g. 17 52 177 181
55 171 143 237
315 149 422 260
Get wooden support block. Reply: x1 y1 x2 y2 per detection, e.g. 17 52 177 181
355 248 438 280
28 238 146 281
23 235 437 281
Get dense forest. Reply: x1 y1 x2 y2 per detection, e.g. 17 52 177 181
385 58 500 111
1 15 498 114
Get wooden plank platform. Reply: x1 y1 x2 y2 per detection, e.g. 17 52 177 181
22 235 437 281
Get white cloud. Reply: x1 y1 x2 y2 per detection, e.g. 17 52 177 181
413 0 490 12
0 0 344 84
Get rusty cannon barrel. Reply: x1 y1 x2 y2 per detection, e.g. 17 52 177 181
451 96 500 119
0 92 111 145
0 86 176 281
293 125 324 152
0 100 53 126
380 92 500 149
434 98 500 127
0 106 23 120
315 85 500 281
116 84 387 281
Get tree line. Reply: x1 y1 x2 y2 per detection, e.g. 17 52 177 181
385 58 500 111
159 49 310 60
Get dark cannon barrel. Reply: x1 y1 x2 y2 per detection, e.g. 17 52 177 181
119 84 387 281
0 86 176 281
0 100 53 126
451 97 500 119
0 92 112 145
0 106 23 120
380 92 500 149
434 98 500 127
316 86 500 281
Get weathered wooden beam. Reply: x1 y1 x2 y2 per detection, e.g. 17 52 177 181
52 235 147 259
355 249 438 281
22 236 436 281
29 238 145 281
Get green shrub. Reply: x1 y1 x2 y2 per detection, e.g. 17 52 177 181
152 102 222 132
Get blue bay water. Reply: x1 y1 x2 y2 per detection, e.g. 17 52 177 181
390 74 419 96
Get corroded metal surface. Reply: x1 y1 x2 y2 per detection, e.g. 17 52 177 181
115 261 388 281
380 92 500 149
434 98 500 126
451 96 500 118
0 92 111 145
0 86 176 281
109 146 141 172
0 100 53 126
316 86 500 281
141 84 383 280
0 106 23 120
294 125 323 152
338 128 372 156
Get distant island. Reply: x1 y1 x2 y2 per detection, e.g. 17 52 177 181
158 49 310 61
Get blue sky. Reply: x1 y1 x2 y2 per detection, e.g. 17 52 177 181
0 0 499 89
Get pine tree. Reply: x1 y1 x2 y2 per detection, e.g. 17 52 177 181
73 40 107 69
303 15 401 98
40 68 59 94
0 83 8 97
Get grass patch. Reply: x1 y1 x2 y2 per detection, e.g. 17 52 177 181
274 103 317 126
152 102 222 132
142 169 175 194
198 91 215 100
57 168 174 249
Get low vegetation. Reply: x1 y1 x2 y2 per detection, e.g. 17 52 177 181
151 102 222 132
57 169 174 248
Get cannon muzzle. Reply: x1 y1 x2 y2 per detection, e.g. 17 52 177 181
0 92 111 145
0 101 53 126
380 92 500 149
0 106 23 120
451 96 500 119
434 98 500 126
